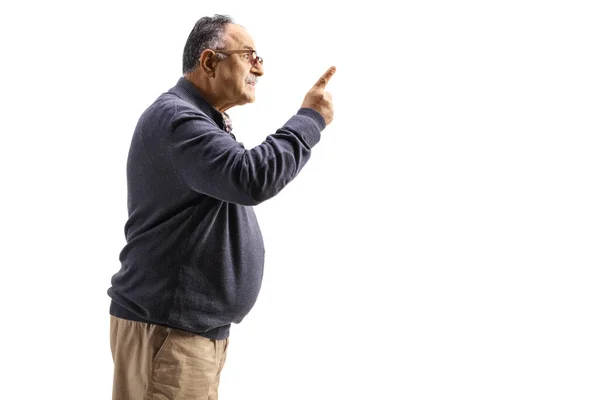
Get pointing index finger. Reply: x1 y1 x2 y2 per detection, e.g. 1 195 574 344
314 66 336 89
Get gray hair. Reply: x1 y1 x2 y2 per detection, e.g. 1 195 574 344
182 14 233 74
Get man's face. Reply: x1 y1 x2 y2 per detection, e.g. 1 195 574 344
213 24 264 108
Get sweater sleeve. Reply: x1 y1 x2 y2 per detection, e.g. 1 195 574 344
169 108 325 206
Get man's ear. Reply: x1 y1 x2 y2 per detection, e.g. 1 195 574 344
199 49 218 77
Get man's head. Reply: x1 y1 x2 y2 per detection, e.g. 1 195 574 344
182 15 264 112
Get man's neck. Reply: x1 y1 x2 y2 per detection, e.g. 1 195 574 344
183 73 233 113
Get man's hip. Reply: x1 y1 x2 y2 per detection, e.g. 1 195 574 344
110 315 229 400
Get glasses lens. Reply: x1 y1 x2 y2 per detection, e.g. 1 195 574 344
248 51 261 66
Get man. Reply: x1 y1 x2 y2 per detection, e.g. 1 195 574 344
107 14 335 399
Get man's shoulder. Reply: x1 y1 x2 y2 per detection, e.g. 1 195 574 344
140 91 208 125
155 91 204 114
138 91 220 136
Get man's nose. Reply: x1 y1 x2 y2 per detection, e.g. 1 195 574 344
252 62 264 77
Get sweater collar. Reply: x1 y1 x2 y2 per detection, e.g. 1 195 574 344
169 77 227 129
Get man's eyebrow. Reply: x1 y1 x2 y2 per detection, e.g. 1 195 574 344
243 45 255 50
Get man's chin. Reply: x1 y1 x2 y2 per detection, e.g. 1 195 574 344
234 92 255 106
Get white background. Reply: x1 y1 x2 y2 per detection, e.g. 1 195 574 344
1 0 599 399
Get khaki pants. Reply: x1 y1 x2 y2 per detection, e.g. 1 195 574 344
110 316 229 400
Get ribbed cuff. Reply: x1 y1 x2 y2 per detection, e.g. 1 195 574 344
297 107 326 130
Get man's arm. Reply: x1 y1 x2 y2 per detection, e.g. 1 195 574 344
169 108 325 206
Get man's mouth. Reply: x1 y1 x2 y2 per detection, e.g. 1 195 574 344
246 75 258 86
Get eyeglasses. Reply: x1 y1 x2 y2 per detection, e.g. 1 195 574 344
213 49 264 67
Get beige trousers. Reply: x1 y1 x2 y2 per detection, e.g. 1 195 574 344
110 316 229 400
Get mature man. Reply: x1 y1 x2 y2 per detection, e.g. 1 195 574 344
107 14 335 399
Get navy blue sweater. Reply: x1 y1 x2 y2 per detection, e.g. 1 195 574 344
108 77 325 339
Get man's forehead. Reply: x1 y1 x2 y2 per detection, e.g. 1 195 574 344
223 24 256 49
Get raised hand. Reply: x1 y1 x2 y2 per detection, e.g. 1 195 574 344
301 66 336 126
